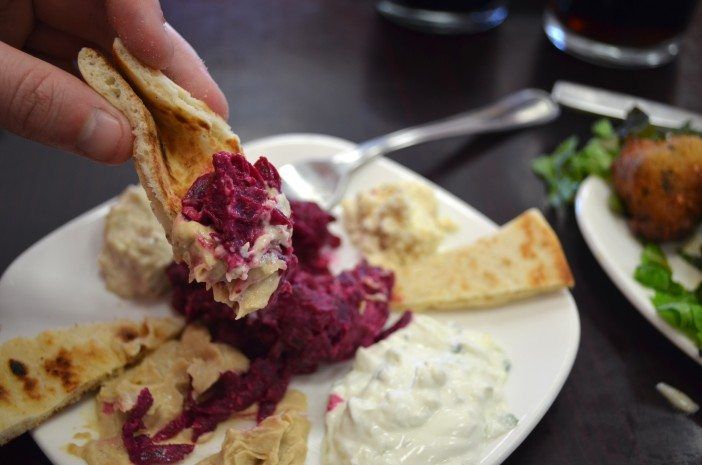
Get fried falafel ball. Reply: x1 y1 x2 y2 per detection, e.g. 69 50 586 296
612 135 702 242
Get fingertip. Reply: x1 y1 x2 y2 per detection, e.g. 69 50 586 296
106 0 174 70
124 26 174 70
162 23 230 119
204 86 230 120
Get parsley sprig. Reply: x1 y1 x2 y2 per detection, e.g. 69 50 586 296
531 119 619 207
531 108 702 208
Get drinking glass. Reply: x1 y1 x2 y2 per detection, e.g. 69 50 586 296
544 0 699 68
377 0 509 34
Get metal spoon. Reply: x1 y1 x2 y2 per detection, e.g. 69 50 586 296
279 88 559 210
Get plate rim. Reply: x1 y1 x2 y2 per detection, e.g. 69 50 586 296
11 132 581 465
575 175 701 365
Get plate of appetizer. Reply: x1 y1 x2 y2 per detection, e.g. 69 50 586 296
0 40 580 465
533 108 702 365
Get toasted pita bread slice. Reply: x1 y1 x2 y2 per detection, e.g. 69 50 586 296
0 317 183 445
391 209 574 311
77 39 241 235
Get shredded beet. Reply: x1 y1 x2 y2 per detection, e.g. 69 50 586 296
237 262 396 370
290 200 341 272
375 310 413 342
101 402 115 415
167 260 405 429
153 359 280 441
326 394 344 412
129 193 411 465
122 389 194 465
180 152 293 272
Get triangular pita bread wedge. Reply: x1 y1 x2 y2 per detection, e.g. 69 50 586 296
0 317 183 445
77 39 241 236
391 209 574 311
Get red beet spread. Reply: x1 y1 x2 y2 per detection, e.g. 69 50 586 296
123 389 193 465
289 200 340 273
180 152 294 273
326 394 344 412
123 164 412 465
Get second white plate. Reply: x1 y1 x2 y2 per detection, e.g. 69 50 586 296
576 175 701 365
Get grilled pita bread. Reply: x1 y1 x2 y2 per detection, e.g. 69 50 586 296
0 317 183 445
77 40 241 236
391 209 574 311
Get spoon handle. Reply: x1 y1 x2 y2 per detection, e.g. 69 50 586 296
335 88 559 169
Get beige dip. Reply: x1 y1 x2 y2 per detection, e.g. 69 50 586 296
170 191 292 319
71 325 249 465
99 185 172 299
197 390 310 465
342 182 455 267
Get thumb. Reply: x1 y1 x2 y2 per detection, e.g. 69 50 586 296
0 42 133 164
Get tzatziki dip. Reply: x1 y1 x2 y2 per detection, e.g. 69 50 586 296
323 314 516 465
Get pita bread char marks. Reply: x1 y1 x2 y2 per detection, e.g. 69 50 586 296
0 317 184 445
111 39 242 215
79 42 294 315
77 39 241 237
391 209 574 311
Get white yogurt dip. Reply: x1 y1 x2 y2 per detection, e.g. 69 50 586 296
323 314 516 465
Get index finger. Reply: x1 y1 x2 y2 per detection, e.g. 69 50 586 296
105 0 173 70
106 0 229 118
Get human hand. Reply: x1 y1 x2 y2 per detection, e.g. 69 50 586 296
0 0 229 164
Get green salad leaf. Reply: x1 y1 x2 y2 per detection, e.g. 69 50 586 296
535 109 702 350
532 108 702 208
635 244 702 349
531 119 619 207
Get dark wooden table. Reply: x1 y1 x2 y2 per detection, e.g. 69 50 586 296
1 0 701 463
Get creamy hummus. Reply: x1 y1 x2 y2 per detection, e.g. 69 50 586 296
170 153 294 319
99 185 172 299
197 390 310 465
342 182 455 267
72 326 249 465
323 314 516 465
170 193 291 318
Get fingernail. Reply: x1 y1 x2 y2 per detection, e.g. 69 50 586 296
77 109 128 163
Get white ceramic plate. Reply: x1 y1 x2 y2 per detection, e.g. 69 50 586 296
0 134 580 465
576 176 701 365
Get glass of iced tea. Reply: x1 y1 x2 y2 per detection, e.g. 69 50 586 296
544 0 699 68
376 0 509 34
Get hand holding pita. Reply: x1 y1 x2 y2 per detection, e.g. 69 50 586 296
0 0 229 164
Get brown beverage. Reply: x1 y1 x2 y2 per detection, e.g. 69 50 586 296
549 0 697 48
